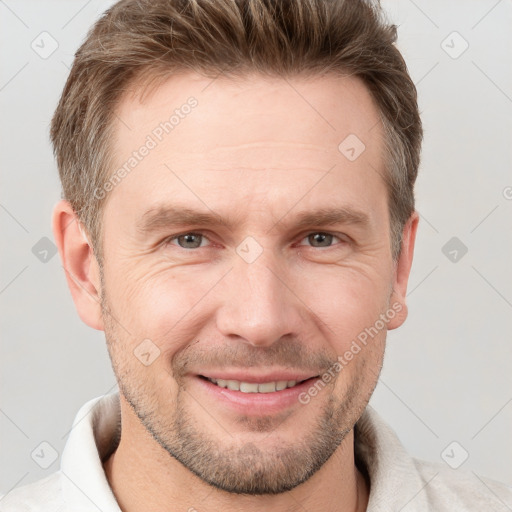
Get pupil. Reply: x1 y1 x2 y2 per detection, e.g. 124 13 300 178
310 233 331 247
180 234 201 248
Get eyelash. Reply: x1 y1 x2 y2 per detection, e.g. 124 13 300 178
163 231 348 250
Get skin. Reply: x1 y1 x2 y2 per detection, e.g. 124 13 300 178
53 72 418 512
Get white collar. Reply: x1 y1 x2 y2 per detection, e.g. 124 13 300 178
61 393 122 511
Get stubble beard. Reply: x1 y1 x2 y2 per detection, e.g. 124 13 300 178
100 288 382 495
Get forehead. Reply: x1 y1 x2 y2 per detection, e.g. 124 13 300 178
113 71 383 158
104 72 387 228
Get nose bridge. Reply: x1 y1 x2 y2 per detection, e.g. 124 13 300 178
216 247 300 347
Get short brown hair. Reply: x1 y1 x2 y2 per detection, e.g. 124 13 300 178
51 0 422 262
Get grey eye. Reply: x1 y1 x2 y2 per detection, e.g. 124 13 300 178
307 233 334 247
176 233 203 249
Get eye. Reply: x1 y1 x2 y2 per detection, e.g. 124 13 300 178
299 232 343 248
168 232 208 249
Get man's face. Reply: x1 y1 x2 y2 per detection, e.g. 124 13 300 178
98 72 409 494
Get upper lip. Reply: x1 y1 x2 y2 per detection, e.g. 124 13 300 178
197 371 319 383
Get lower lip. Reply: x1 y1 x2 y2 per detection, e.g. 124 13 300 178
194 376 318 415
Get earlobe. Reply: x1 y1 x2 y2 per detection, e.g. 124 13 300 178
387 212 419 330
52 200 104 331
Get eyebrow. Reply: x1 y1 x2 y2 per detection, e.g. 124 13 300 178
136 205 370 235
278 207 370 232
137 206 230 235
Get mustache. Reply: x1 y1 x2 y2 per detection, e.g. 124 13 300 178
171 337 338 378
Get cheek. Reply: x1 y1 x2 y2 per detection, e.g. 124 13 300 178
297 264 392 351
107 263 224 349
104 245 393 357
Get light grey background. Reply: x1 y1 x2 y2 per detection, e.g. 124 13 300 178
1 0 511 497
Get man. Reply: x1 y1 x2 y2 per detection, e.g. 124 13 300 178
2 0 511 510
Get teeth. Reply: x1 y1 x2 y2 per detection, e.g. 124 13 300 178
240 382 259 393
276 380 288 391
226 380 240 391
207 378 302 393
258 382 276 393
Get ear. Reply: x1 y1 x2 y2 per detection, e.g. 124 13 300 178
387 211 419 330
52 200 104 330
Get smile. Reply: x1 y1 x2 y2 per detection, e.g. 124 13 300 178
203 377 311 393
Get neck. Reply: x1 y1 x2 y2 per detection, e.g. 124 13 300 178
103 397 369 512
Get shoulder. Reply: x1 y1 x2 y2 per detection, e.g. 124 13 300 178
355 406 512 511
413 458 512 511
0 472 64 512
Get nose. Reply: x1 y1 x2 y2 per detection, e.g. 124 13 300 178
215 249 303 348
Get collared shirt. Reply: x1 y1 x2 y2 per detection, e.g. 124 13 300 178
1 392 511 511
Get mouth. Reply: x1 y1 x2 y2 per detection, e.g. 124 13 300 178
192 370 324 415
199 375 317 394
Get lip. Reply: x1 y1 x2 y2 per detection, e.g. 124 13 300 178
198 371 318 384
192 374 320 416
